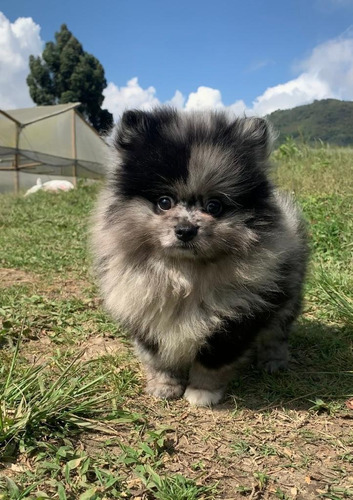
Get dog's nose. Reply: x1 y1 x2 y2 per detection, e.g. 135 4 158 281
175 224 198 242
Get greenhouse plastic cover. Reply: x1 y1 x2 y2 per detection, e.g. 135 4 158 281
0 103 109 180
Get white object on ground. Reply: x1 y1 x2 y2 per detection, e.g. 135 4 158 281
25 178 74 196
24 178 43 196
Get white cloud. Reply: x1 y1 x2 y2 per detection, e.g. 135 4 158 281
247 34 353 115
165 90 185 109
299 36 353 99
185 86 224 110
103 32 353 118
103 77 161 119
228 99 248 116
177 87 248 115
104 81 247 120
251 73 334 115
0 12 42 109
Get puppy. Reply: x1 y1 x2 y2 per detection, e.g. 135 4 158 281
91 108 307 406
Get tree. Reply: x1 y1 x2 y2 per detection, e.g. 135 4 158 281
27 24 113 133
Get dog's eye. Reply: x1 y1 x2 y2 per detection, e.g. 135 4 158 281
157 196 174 211
205 199 222 216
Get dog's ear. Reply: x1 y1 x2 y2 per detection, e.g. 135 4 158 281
114 108 176 152
114 110 150 151
235 117 276 164
121 110 153 134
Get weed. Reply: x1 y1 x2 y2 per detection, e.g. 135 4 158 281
309 398 342 415
277 136 302 158
231 439 251 456
275 488 291 499
319 486 353 499
0 440 123 499
253 471 270 491
319 273 353 326
0 337 119 456
136 467 217 500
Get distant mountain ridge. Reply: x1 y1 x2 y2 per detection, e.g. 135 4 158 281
267 99 353 146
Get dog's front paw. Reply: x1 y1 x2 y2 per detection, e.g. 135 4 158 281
146 380 185 400
258 358 288 373
184 387 224 407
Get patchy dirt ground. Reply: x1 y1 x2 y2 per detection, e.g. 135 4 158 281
90 387 353 499
0 268 37 288
1 271 353 499
9 333 353 499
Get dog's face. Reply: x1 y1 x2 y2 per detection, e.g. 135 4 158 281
109 109 276 261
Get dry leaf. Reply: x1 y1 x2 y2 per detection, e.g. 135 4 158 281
10 464 25 472
127 479 142 488
345 398 353 410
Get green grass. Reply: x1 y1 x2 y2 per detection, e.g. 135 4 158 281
0 185 97 275
0 142 352 499
0 288 119 348
0 340 115 448
272 138 353 196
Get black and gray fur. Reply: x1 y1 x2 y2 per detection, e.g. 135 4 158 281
91 108 308 406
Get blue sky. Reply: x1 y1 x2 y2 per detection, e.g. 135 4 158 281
1 0 353 117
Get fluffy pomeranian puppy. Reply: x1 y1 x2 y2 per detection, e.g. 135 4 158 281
91 108 307 407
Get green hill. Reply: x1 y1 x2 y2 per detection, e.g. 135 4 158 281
267 98 353 146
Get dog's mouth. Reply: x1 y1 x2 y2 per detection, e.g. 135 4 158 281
176 240 198 251
164 240 199 258
178 241 195 249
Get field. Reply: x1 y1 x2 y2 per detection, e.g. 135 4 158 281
0 143 353 499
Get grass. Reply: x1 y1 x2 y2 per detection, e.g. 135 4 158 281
0 186 92 275
318 274 353 326
272 137 353 196
0 338 116 452
0 143 352 499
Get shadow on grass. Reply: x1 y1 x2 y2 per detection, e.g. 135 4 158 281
225 318 353 411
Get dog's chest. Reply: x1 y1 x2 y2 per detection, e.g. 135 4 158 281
142 287 220 365
105 259 257 366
